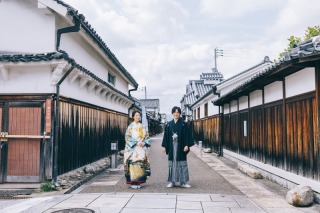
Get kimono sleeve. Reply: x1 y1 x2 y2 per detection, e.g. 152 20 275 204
143 128 151 147
185 122 194 147
161 124 170 153
125 124 138 148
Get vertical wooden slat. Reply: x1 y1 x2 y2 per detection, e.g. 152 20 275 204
0 106 2 131
313 98 318 180
7 106 41 177
316 62 320 181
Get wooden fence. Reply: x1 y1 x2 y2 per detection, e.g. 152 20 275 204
192 115 220 153
58 100 128 175
223 92 318 180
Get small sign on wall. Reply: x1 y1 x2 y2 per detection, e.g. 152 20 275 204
244 120 247 137
45 99 51 133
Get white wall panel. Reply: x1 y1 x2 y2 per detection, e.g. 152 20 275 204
230 100 238 113
239 96 248 110
264 81 283 103
249 90 262 107
285 68 315 98
0 66 54 93
224 104 230 114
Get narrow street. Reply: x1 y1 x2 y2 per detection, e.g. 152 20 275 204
1 134 320 212
75 134 242 194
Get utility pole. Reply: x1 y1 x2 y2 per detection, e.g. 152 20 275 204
214 48 223 70
144 86 147 99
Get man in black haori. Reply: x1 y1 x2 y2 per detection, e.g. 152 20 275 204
162 106 194 188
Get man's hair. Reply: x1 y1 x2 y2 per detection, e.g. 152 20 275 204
132 110 141 117
171 106 181 114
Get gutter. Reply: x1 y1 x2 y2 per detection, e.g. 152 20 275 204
56 13 84 51
53 14 81 182
127 87 139 117
53 66 75 183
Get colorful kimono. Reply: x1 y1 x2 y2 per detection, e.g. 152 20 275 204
124 122 151 184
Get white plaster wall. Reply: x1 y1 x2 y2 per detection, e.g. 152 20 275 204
264 81 283 103
57 16 130 95
239 96 248 110
249 90 263 107
60 78 129 114
208 102 219 116
285 67 315 98
0 0 55 53
224 104 230 114
0 66 54 93
0 64 130 114
200 104 204 119
230 100 238 113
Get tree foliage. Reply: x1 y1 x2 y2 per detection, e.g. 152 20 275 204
279 25 320 59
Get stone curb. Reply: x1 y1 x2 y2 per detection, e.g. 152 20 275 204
238 163 263 179
63 166 110 194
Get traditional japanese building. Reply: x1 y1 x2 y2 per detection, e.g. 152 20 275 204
180 68 224 121
0 0 139 183
188 36 320 194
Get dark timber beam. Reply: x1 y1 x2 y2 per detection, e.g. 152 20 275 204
315 61 320 181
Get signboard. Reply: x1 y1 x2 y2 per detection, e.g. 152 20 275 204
45 99 51 133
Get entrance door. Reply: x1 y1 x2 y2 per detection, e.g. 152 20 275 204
6 102 43 182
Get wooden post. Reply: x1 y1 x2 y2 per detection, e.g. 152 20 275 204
282 78 287 171
315 62 320 180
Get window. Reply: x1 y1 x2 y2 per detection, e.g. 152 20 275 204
197 107 200 119
108 73 115 85
204 103 208 117
194 110 196 120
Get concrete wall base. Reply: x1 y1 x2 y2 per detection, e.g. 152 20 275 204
223 149 320 204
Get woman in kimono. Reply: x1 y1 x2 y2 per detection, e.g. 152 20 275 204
124 110 151 189
162 106 194 188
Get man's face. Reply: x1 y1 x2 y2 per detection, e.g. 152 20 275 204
172 109 180 120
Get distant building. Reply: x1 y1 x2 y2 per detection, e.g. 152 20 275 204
160 113 167 124
139 99 160 120
180 68 224 121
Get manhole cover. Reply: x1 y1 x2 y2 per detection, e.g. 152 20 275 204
51 208 94 213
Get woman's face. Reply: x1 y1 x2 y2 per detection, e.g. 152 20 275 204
172 109 180 120
133 112 141 122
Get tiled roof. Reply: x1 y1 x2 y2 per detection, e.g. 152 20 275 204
190 57 271 107
139 99 160 109
200 68 224 80
214 36 320 105
181 80 215 107
195 82 213 97
181 67 224 107
215 56 272 88
0 51 134 101
52 0 138 87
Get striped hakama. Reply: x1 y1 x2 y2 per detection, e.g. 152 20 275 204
167 134 189 184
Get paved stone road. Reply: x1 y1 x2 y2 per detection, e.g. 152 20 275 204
77 135 242 194
1 134 320 212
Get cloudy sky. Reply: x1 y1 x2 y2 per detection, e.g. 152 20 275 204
64 0 320 114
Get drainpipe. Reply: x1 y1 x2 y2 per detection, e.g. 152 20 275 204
56 14 83 51
128 87 138 118
212 86 223 156
52 13 82 183
53 66 75 183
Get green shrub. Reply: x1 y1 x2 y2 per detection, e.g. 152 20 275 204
40 183 55 192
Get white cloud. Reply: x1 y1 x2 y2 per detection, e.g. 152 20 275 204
199 0 281 19
63 0 320 113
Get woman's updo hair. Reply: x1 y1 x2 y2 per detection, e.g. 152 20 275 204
132 110 141 118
